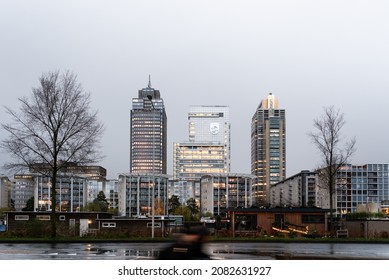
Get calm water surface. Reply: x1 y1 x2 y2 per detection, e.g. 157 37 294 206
0 242 388 260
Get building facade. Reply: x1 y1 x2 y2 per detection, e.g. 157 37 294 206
186 105 231 172
87 179 104 204
200 173 254 217
228 207 328 237
12 165 107 212
130 78 167 174
33 165 107 212
105 179 119 210
118 173 169 217
173 142 226 180
0 176 10 209
34 175 87 212
269 164 389 217
168 179 200 205
336 164 389 216
5 211 113 237
11 174 35 211
172 106 230 205
270 170 330 209
251 93 286 206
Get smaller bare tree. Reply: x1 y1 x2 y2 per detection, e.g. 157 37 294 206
309 106 356 236
1 70 104 238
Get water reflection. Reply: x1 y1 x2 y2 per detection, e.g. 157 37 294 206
0 242 388 260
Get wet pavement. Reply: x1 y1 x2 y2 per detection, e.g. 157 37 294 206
0 242 388 260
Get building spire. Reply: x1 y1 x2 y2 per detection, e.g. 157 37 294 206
147 74 152 88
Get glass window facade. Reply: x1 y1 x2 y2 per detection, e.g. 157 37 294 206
186 106 231 172
200 174 254 216
118 173 169 217
130 83 167 174
11 175 34 211
173 143 227 180
336 164 389 215
251 93 286 205
35 175 86 212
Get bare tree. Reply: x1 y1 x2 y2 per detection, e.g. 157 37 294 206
1 70 104 238
309 106 355 236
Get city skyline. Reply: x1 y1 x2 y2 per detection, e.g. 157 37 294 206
1 1 389 179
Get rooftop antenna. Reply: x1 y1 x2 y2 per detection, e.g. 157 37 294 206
148 74 152 88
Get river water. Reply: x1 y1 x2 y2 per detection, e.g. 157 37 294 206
0 242 388 260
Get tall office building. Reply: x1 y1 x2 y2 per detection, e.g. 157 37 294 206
172 106 230 205
175 105 230 177
251 93 286 206
130 78 167 174
188 106 230 156
174 106 231 179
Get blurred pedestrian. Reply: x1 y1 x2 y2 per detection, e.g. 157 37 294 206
158 226 210 260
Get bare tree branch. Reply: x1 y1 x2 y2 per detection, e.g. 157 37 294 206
308 105 356 236
1 70 105 238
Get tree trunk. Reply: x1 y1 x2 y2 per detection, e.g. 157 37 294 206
50 167 57 239
329 174 334 237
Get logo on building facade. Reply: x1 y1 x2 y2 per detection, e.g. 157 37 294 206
210 123 220 135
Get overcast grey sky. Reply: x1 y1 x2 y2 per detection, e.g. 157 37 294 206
1 0 388 179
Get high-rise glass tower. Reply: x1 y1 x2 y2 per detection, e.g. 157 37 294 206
251 93 286 206
188 106 230 149
173 106 231 179
130 78 167 174
188 105 230 172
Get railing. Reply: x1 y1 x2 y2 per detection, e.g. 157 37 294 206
235 230 261 237
336 229 348 238
86 229 100 236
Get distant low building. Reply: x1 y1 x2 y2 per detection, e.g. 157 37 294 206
5 211 113 237
344 219 389 238
105 179 119 210
228 207 328 237
168 179 200 205
0 176 10 209
118 173 169 217
12 164 107 212
34 174 88 212
97 216 171 237
335 164 389 216
200 173 254 217
270 170 330 209
270 164 389 217
11 174 34 211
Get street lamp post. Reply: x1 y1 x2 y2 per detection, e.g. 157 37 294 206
147 94 156 239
